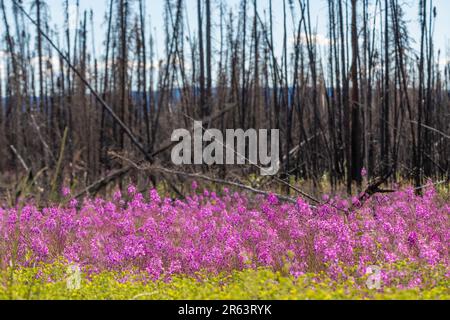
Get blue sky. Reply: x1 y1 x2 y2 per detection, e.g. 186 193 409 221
11 0 450 65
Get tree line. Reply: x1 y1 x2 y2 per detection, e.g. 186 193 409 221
0 0 448 199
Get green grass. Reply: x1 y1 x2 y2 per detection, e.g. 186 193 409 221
1 262 448 300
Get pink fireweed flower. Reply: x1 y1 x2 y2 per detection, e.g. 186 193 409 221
361 168 368 177
352 196 361 208
407 232 418 247
149 189 161 204
61 187 71 197
113 190 122 202
0 184 447 287
267 193 279 206
127 184 137 195
69 198 78 208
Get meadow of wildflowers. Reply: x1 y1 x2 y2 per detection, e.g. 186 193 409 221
0 183 449 299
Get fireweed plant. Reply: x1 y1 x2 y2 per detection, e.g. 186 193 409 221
0 183 448 295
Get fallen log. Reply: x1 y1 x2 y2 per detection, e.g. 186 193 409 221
73 166 132 199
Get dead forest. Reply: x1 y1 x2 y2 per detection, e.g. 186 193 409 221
0 0 449 201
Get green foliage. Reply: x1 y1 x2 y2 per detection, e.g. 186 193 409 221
1 262 448 300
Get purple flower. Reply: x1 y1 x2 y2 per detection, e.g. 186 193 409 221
0 183 447 289
113 190 122 202
267 193 279 206
61 187 71 197
149 189 161 204
361 168 368 177
127 184 137 195
407 232 418 247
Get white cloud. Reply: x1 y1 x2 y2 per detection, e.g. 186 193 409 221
290 33 331 47
438 57 449 69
